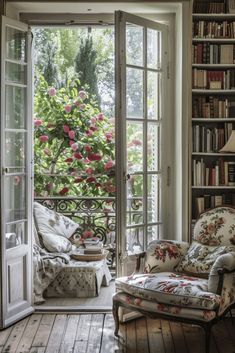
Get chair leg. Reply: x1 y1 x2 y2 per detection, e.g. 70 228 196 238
204 325 211 353
112 300 120 337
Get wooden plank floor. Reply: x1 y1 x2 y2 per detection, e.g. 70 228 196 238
0 314 234 353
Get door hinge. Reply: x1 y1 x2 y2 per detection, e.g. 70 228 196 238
167 166 171 186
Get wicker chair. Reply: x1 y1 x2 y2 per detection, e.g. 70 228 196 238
113 206 235 353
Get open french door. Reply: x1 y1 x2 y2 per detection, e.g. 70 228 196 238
115 11 169 276
0 16 34 328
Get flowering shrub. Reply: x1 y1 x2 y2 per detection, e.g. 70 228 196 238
34 76 115 197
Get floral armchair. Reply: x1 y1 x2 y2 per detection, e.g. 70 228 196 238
113 207 235 353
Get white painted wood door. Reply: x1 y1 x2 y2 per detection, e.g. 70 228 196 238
115 11 169 276
0 16 34 328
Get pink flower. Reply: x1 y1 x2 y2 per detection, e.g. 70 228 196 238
59 187 69 195
34 119 42 126
97 113 104 121
132 139 142 146
48 87 56 97
64 105 72 113
43 148 51 156
91 117 97 124
85 167 94 175
13 176 21 185
65 157 73 163
79 91 87 100
86 176 96 183
85 130 93 137
73 152 83 160
82 158 90 164
80 104 86 110
88 153 102 161
103 181 116 193
68 130 75 139
46 183 53 190
84 145 92 152
74 177 83 183
69 140 75 147
39 135 49 143
74 100 81 107
63 125 70 133
104 160 114 170
82 229 94 238
90 126 98 132
71 143 78 151
105 132 113 140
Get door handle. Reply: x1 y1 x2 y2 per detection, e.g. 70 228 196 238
124 173 130 183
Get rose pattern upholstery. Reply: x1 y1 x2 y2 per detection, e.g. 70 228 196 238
114 206 235 345
144 240 189 273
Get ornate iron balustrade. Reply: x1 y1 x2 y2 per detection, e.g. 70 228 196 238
34 197 116 245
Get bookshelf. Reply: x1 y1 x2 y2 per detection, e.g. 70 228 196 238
192 0 235 220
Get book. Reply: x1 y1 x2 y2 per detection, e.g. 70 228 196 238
228 161 235 185
84 247 102 255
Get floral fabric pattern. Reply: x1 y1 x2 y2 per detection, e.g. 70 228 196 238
193 207 235 246
176 241 235 276
115 272 221 310
113 292 216 322
144 240 189 274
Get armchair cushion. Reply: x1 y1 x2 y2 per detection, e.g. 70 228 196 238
115 272 221 310
208 252 235 293
175 241 234 277
144 240 189 273
113 292 217 322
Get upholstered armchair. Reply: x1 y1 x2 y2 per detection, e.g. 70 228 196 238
113 207 235 353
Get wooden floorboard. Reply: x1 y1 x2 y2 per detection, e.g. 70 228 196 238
1 314 235 353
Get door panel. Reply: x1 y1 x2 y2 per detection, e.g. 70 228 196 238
1 16 34 328
115 11 168 276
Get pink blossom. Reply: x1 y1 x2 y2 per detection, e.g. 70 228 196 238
71 143 78 151
105 132 113 139
79 91 87 100
88 153 102 161
65 157 73 163
80 104 86 110
59 187 69 195
68 130 75 139
84 145 92 152
39 135 49 143
104 160 114 170
73 152 83 160
43 148 51 156
64 105 72 113
63 125 70 133
132 139 142 146
103 181 116 193
91 117 97 124
82 158 90 164
69 140 75 147
13 176 21 186
85 130 93 137
85 167 94 175
74 100 81 107
34 119 42 126
90 126 98 132
48 87 56 97
82 229 94 238
97 113 104 121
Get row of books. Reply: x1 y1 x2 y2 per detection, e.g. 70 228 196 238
193 1 226 14
192 124 232 152
192 96 235 118
193 21 235 38
192 69 235 89
194 193 235 217
193 44 235 64
192 158 235 186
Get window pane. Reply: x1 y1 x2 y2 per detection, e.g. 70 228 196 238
126 24 143 67
127 122 143 173
6 85 26 129
147 225 161 245
6 26 26 62
126 68 143 119
126 174 143 225
148 123 159 171
5 132 26 167
147 71 161 120
126 227 144 254
6 221 26 249
5 175 26 223
5 62 26 84
147 28 161 69
148 174 161 223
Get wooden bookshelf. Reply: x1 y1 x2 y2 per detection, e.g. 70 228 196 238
192 0 235 219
